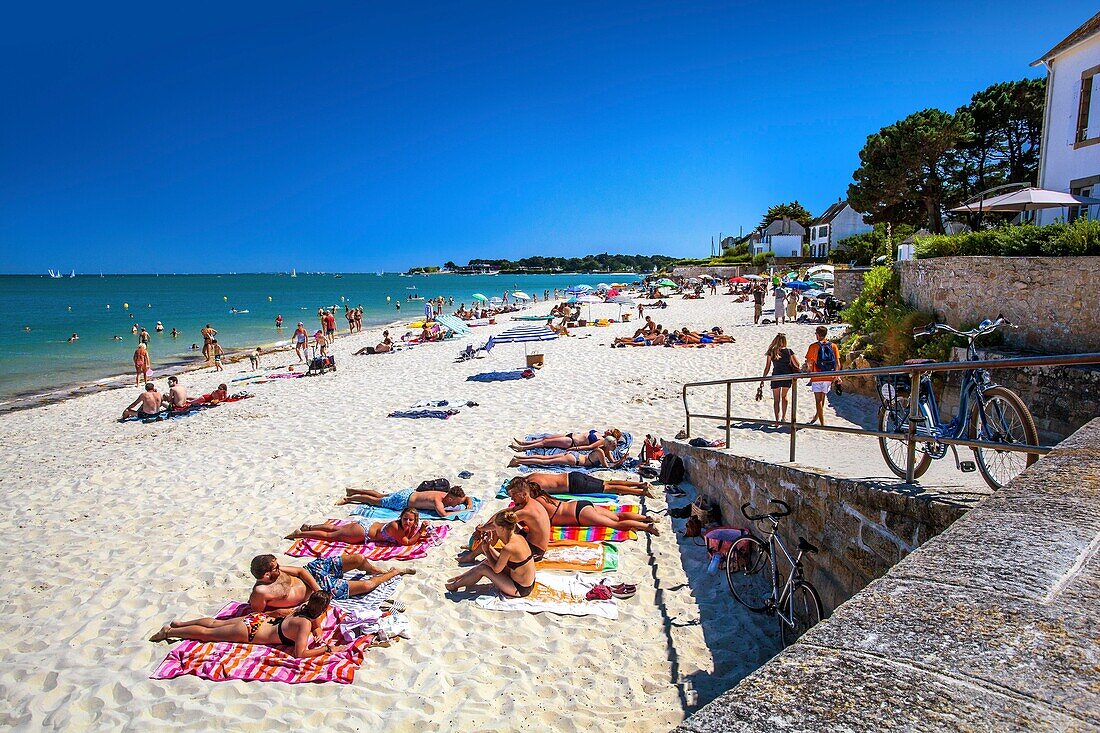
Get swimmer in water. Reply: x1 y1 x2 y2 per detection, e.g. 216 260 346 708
67 333 79 342
113 335 123 341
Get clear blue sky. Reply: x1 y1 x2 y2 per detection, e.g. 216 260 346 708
0 2 1091 273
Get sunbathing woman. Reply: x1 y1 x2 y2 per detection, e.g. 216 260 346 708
510 428 621 452
445 511 536 597
285 507 429 546
509 433 627 470
527 484 659 535
149 591 352 658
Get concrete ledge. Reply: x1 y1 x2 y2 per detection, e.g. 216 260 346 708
674 418 1100 731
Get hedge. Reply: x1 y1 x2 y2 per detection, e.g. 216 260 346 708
916 219 1100 258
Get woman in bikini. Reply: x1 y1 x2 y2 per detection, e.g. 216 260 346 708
527 485 659 536
508 434 627 470
285 507 429 546
148 591 351 658
445 511 536 597
510 428 621 452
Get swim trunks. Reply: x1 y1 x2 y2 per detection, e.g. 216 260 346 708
567 471 605 494
305 556 350 600
380 487 414 511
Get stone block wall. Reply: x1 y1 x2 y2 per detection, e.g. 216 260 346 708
897 256 1100 353
663 441 965 613
832 266 870 303
670 265 762 280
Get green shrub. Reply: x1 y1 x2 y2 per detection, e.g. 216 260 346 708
915 221 1100 258
751 251 773 267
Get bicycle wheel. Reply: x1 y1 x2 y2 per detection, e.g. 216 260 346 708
877 403 931 480
971 386 1039 490
725 535 772 612
780 580 824 647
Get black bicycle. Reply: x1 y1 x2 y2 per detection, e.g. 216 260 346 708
876 315 1039 490
725 499 824 647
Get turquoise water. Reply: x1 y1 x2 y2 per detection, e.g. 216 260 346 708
0 272 634 402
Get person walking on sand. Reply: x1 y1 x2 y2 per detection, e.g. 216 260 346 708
773 284 787 325
133 343 150 385
804 325 841 426
211 339 224 372
200 324 217 361
753 285 765 325
758 332 800 423
293 322 308 362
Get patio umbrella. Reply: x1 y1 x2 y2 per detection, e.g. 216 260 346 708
606 294 635 319
807 264 834 275
575 293 602 320
786 280 815 290
729 276 749 284
743 274 764 281
949 187 1100 213
811 271 834 282
656 278 676 288
803 289 826 299
511 291 531 301
487 323 558 359
472 293 488 302
596 283 610 291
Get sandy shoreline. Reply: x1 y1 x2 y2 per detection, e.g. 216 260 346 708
0 292 989 731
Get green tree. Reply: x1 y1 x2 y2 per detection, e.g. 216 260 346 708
848 109 969 233
758 201 814 231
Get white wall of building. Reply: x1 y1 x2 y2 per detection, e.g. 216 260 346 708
1037 34 1100 225
830 205 873 247
760 234 803 258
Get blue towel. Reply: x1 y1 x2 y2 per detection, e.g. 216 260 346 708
514 432 634 474
387 409 458 419
495 480 619 502
350 495 482 523
466 370 530 382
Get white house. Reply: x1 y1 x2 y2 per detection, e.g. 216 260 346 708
808 199 873 257
752 217 805 258
1033 12 1100 225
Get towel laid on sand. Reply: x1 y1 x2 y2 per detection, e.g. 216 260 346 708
388 409 459 419
350 496 482 523
286 521 449 559
495 481 621 503
550 525 636 542
536 542 618 573
151 603 372 684
334 575 401 638
466 369 534 382
473 572 618 618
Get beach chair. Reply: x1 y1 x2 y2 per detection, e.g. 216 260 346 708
456 340 493 362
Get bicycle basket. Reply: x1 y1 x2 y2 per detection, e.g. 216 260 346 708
875 373 911 405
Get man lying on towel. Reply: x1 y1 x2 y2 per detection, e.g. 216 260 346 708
525 471 655 498
336 483 471 515
249 553 414 612
458 477 549 564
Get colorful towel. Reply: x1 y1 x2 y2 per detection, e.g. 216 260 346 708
334 575 401 639
472 572 618 618
550 525 636 542
351 496 482 523
151 602 372 684
286 521 449 559
536 542 618 573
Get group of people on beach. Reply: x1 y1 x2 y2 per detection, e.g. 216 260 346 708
121 375 231 421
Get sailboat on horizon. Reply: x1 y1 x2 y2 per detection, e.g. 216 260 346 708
290 268 297 278
47 269 63 278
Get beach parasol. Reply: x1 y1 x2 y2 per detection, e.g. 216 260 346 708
729 276 749 284
811 272 834 282
949 186 1100 213
574 293 603 320
487 323 559 360
656 278 676 287
786 281 815 290
472 293 488 302
511 291 531 301
807 264 834 276
596 283 610 292
743 274 764 280
566 284 593 296
607 294 636 319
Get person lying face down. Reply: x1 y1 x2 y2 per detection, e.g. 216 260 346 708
337 484 471 516
525 482 660 536
284 507 430 547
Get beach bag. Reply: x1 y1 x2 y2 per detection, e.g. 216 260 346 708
815 340 837 372
658 455 685 486
416 478 450 492
691 496 719 525
705 527 753 569
684 516 703 538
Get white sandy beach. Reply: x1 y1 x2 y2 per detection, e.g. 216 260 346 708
0 293 988 731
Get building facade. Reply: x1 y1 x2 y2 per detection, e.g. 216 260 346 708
1034 13 1100 225
751 218 806 258
809 200 873 257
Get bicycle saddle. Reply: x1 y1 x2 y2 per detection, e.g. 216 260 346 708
797 536 819 554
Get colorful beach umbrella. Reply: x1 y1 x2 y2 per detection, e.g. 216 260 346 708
656 278 676 287
487 323 559 358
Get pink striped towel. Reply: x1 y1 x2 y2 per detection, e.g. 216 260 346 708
286 521 449 559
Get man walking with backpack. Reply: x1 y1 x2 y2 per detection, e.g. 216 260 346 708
804 325 841 426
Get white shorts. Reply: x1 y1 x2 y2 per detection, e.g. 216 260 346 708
810 380 833 394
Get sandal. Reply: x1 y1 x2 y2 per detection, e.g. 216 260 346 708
609 583 636 599
380 599 406 613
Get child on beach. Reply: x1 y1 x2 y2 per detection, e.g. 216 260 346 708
212 339 224 371
249 347 262 370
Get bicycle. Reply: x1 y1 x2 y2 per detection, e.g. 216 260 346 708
725 499 824 647
875 315 1039 490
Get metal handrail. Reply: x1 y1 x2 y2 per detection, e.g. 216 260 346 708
682 352 1100 483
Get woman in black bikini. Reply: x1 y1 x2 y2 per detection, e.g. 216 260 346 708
507 435 627 470
509 428 620 452
148 591 349 659
445 511 537 597
529 486 659 536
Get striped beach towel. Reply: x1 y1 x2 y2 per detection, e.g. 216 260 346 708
536 542 619 573
286 522 449 560
550 525 635 542
350 496 482 523
151 603 371 684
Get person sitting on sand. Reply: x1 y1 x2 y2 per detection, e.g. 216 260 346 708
632 316 656 339
546 318 570 336
248 553 413 615
149 590 351 658
285 507 430 547
162 376 192 411
337 484 472 515
458 478 550 565
528 484 659 536
510 428 621 452
524 471 655 498
121 382 163 420
508 435 628 470
354 330 393 355
445 511 536 598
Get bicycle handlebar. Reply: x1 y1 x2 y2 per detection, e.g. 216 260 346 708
741 499 791 522
913 314 1014 340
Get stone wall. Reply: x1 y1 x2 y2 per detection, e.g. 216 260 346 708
661 441 966 614
832 265 869 303
670 265 762 280
674 418 1100 732
897 256 1100 353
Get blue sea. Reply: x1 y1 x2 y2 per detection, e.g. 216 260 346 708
0 272 636 403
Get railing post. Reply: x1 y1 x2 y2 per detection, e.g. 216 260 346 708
905 368 920 483
725 382 732 448
789 378 798 462
683 385 691 439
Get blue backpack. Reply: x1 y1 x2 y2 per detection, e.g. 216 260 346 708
815 340 837 372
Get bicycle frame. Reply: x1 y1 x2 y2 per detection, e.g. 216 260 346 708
760 521 805 629
898 336 998 447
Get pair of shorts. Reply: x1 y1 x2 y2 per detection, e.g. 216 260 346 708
379 487 414 511
305 556 350 600
810 380 833 394
325 328 336 336
567 471 605 494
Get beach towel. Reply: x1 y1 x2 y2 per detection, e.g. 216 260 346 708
333 575 401 638
150 603 372 685
350 496 482 523
472 572 618 619
466 369 533 382
495 485 620 503
286 521 449 560
536 542 619 573
408 398 478 410
550 525 636 542
387 409 459 419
